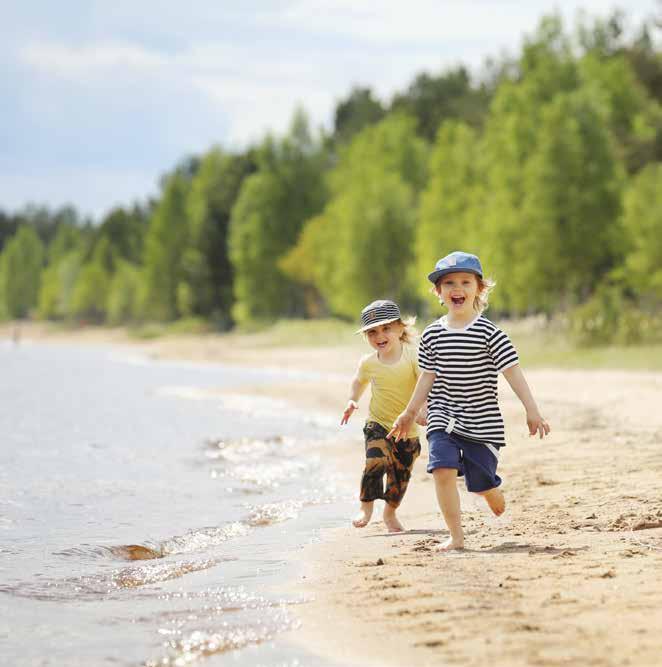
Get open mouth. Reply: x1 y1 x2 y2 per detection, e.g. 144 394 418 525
451 296 466 305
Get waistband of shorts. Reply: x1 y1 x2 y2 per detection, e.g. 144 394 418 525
364 420 419 442
427 424 501 459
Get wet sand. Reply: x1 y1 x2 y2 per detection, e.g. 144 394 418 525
5 322 662 666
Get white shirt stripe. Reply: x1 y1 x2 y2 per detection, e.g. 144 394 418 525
419 315 519 446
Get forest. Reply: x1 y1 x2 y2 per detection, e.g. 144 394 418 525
1 13 661 346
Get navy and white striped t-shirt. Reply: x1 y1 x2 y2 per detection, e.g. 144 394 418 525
418 314 519 446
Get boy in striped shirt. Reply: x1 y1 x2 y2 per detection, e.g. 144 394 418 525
389 251 550 551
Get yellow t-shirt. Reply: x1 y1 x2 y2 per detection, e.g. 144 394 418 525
357 343 420 439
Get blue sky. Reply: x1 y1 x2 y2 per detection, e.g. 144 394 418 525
1 1 658 220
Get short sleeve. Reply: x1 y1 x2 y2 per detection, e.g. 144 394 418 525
418 334 436 373
486 327 519 372
357 354 371 384
409 344 421 378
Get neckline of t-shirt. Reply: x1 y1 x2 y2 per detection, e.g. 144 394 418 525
440 314 482 332
375 344 406 366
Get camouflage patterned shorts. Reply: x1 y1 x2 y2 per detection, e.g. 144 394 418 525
360 421 421 508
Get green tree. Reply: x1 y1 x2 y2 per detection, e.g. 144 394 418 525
333 86 385 144
518 91 624 310
69 239 114 322
229 110 327 324
106 260 141 325
391 67 491 141
141 172 192 320
415 121 482 301
479 15 581 312
621 163 662 298
95 205 147 266
579 51 662 173
185 148 255 324
37 250 83 320
0 226 44 319
283 114 427 318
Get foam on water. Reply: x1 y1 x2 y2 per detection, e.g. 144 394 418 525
142 587 303 667
158 387 338 428
0 342 355 666
0 558 227 601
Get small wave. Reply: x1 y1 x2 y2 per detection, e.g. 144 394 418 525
0 557 225 601
245 500 304 527
160 523 251 555
112 558 219 589
158 388 337 428
211 457 318 489
55 543 164 561
203 435 297 463
143 588 300 666
55 522 251 566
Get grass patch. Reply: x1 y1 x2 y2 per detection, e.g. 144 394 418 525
512 330 662 371
127 323 166 340
231 318 359 348
55 315 662 370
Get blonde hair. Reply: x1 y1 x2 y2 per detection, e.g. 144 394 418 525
399 316 418 343
432 275 496 313
474 277 496 313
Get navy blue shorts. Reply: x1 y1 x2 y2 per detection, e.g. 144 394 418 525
426 429 501 493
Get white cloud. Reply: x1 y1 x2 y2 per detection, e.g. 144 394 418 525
192 75 336 145
6 0 659 214
20 42 167 78
264 0 656 44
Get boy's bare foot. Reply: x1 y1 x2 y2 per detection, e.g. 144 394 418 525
352 502 373 528
436 536 464 551
382 505 404 532
481 487 506 516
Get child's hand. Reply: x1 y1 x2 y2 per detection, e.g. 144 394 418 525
527 410 550 439
415 405 427 427
388 411 414 441
340 400 357 425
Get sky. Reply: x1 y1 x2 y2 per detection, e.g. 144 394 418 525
1 1 659 220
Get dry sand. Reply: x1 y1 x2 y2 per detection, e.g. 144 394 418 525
5 322 662 666
290 369 662 667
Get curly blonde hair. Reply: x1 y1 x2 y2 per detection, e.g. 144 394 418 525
398 316 419 343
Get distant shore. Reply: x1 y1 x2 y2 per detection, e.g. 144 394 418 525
3 321 662 665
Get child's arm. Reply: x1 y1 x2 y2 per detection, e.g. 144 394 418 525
502 364 550 439
415 402 427 426
387 371 435 441
340 372 368 425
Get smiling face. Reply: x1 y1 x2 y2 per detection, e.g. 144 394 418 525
435 271 480 316
365 321 404 356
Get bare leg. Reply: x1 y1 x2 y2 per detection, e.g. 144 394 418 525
478 487 506 516
382 503 404 532
352 501 374 528
432 468 464 550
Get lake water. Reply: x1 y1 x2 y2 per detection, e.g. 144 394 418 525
0 340 358 666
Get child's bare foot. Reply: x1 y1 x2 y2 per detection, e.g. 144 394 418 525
352 502 373 528
481 487 506 516
382 505 404 532
436 536 464 551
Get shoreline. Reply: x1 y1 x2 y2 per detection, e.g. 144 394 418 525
5 323 662 666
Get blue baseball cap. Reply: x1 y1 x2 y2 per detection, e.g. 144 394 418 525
427 251 483 284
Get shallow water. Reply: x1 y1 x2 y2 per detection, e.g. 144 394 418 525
0 340 357 666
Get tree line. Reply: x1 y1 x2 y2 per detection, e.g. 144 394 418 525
1 13 661 344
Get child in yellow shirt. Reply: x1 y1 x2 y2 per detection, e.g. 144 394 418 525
341 300 424 532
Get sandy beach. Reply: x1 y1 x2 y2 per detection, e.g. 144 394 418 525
5 322 662 666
